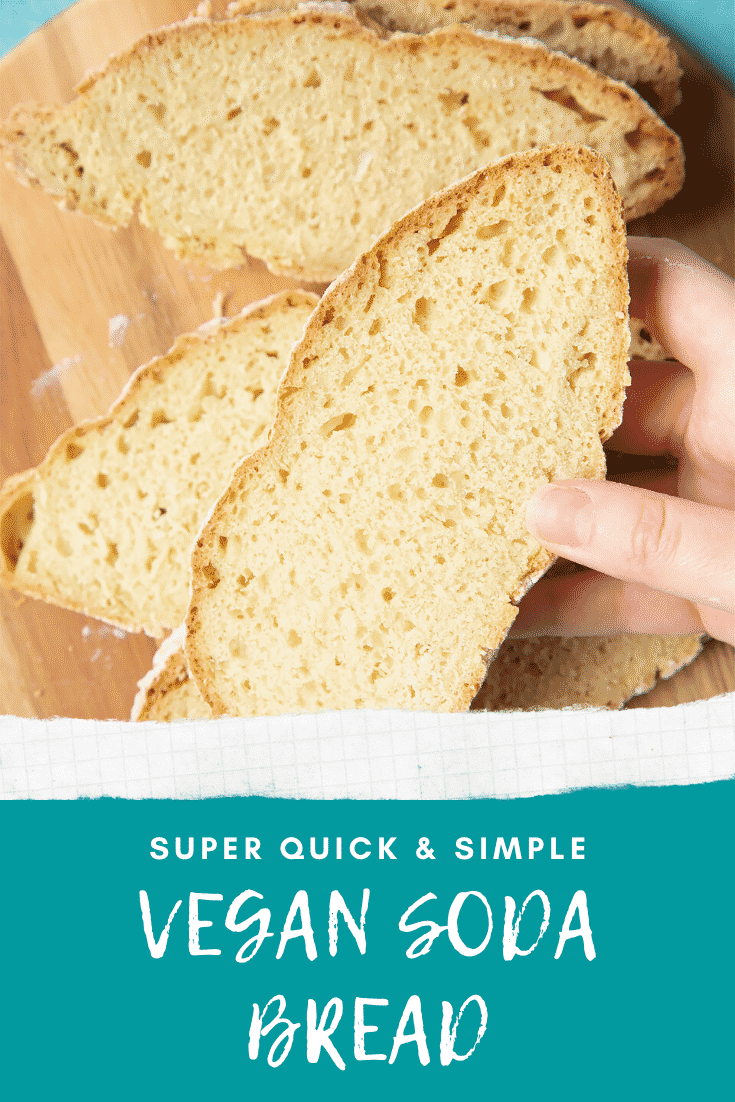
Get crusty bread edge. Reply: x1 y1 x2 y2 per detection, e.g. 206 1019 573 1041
131 623 189 720
2 7 682 277
232 1 682 113
185 143 629 716
0 289 321 637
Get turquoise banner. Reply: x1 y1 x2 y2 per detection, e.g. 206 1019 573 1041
2 779 732 1098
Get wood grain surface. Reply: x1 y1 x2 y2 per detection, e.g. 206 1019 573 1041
1 0 733 719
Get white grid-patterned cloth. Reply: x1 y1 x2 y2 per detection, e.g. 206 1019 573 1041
2 693 733 799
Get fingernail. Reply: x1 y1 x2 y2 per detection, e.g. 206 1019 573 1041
526 486 594 548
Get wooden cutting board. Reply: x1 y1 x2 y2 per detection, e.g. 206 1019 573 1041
1 0 733 719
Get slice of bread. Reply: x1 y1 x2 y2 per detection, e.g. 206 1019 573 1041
231 1 682 114
134 308 694 722
184 144 630 716
1 5 682 280
471 632 704 710
0 291 318 636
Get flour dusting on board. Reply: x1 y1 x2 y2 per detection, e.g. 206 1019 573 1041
81 624 128 640
30 355 81 398
108 314 130 348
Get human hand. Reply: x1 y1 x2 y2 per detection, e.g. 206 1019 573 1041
513 237 735 646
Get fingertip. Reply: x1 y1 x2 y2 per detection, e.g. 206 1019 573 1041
526 484 593 549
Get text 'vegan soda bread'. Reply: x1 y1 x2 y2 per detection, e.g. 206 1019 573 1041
231 0 682 113
0 292 318 636
185 145 630 716
1 6 682 279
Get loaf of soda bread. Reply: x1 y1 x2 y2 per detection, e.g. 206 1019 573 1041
1 5 682 279
0 291 318 636
183 145 630 716
230 1 681 113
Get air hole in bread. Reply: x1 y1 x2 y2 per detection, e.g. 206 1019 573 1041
572 15 591 28
521 287 539 311
544 20 564 37
481 279 510 306
426 208 465 254
66 442 84 461
226 107 242 121
57 140 79 162
147 102 166 122
122 410 139 429
355 529 370 554
287 629 302 647
303 69 321 88
236 570 254 589
476 220 510 239
368 318 381 336
412 296 433 333
432 474 449 489
534 87 605 125
136 150 152 168
461 115 491 148
454 367 469 386
201 563 220 589
320 412 357 437
106 542 118 566
492 184 506 207
438 89 469 112
150 409 173 428
1 492 34 571
263 116 280 136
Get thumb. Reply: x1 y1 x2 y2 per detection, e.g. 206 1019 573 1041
525 480 735 615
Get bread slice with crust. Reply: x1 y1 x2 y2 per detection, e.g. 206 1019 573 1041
133 309 695 721
231 1 682 114
0 291 318 636
184 144 630 716
1 5 682 279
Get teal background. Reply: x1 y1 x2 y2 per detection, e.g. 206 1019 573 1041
2 779 732 1099
1 1 734 85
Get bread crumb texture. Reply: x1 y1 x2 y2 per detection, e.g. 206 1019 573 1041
185 145 630 716
133 627 703 720
0 291 318 636
232 0 682 113
1 6 682 278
